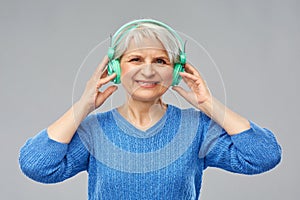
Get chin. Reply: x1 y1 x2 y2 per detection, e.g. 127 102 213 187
129 93 163 102
128 89 168 103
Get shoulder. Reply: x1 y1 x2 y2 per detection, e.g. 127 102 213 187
169 105 216 140
168 104 209 123
168 104 210 134
76 109 115 152
80 109 113 127
76 109 115 139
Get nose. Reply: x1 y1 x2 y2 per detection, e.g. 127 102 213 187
141 63 155 78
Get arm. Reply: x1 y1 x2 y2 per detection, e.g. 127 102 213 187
19 56 118 183
199 114 281 174
173 63 250 135
48 56 117 143
19 129 89 183
173 63 281 174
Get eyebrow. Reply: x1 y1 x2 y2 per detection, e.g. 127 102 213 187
126 54 142 58
155 56 170 60
126 54 169 60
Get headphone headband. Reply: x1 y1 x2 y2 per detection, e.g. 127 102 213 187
110 19 185 58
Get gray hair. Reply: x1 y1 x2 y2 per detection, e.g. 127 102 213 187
112 22 183 64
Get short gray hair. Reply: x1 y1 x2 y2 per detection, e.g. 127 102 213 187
112 21 183 64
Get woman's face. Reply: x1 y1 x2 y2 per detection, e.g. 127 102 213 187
120 37 173 102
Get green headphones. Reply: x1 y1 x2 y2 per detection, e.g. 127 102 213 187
107 19 186 85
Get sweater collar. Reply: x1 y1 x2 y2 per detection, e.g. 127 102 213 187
111 105 174 138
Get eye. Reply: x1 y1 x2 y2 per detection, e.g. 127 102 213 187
129 57 141 62
155 58 167 65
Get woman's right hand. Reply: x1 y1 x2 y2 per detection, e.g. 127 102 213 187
78 56 118 115
47 56 117 144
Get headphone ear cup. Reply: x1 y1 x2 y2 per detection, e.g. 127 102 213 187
172 63 184 86
107 59 121 84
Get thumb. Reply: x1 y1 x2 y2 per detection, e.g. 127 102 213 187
95 86 118 107
172 86 188 98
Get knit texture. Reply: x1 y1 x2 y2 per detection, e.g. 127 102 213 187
19 104 281 200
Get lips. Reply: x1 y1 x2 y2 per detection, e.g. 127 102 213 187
136 80 160 88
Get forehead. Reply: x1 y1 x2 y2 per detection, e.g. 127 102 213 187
124 37 167 55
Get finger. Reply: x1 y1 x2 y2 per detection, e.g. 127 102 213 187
93 56 109 79
180 74 196 89
96 73 117 88
101 85 118 96
171 86 189 98
181 73 195 86
100 68 108 79
181 71 207 87
96 85 118 104
184 63 200 76
179 72 200 82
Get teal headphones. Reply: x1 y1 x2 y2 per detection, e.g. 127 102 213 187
107 19 186 86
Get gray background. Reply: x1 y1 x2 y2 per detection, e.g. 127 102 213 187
1 0 299 199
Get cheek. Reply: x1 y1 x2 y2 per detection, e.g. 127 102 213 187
120 63 134 78
160 68 174 84
120 63 129 76
120 64 138 85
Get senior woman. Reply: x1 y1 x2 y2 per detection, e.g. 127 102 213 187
19 19 281 200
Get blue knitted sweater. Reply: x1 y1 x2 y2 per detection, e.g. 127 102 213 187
19 105 281 200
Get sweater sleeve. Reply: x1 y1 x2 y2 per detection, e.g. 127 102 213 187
19 129 89 183
200 114 282 175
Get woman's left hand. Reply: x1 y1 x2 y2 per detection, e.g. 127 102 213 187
172 63 212 111
173 63 251 135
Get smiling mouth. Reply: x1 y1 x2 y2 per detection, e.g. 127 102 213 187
136 80 160 87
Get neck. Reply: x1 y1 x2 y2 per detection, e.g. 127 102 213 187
117 97 167 130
